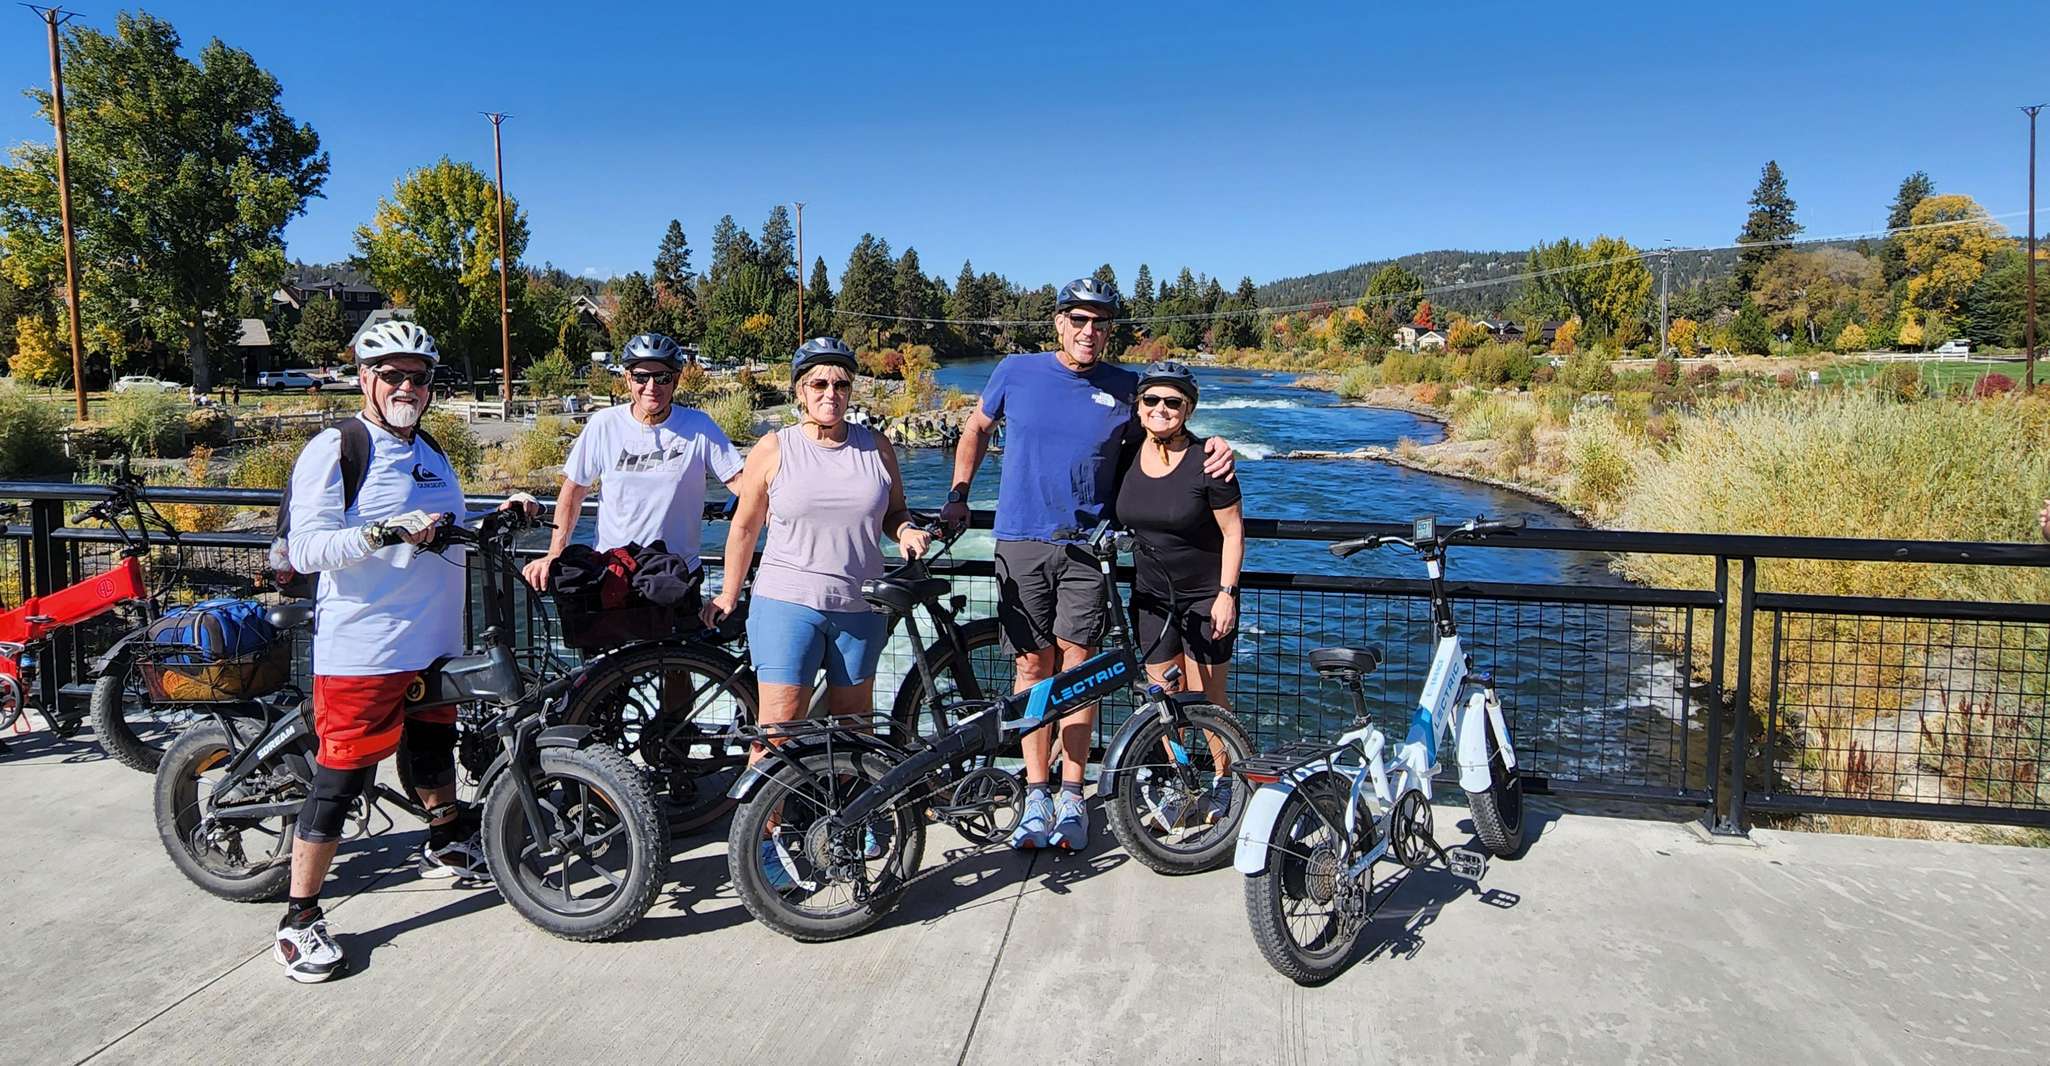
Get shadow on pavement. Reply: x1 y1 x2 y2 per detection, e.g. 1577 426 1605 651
0 728 113 765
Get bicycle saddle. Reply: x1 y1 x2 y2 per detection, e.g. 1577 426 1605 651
1309 646 1382 678
266 600 315 631
860 576 951 615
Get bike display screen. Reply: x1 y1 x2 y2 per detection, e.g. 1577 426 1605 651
1413 517 1436 542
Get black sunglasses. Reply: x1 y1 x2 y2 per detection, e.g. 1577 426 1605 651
1139 393 1187 411
371 368 432 388
1063 312 1111 332
629 371 678 386
803 377 853 393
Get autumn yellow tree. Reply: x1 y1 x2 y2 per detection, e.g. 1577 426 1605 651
1551 316 1581 355
1445 317 1490 353
1834 323 1869 352
1901 194 2005 318
1666 317 1699 356
1896 310 1925 350
9 316 63 384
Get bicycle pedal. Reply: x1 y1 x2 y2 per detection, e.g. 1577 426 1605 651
1446 846 1486 882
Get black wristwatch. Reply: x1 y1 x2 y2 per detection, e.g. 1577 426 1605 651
946 487 969 505
1221 584 1241 599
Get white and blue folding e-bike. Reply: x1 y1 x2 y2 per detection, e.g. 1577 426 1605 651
1232 516 1527 984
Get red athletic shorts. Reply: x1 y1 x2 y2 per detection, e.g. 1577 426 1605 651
312 672 455 770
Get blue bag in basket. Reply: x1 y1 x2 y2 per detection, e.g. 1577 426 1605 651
148 598 280 665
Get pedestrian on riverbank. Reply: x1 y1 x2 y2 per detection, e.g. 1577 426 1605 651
1115 360 1243 827
940 278 1236 852
702 337 930 888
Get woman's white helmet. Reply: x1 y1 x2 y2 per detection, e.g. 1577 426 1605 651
355 320 440 367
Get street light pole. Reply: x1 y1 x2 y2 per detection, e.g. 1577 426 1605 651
486 112 513 404
794 201 806 345
30 5 86 419
2026 104 2043 391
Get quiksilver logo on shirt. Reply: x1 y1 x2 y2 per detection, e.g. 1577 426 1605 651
411 464 447 487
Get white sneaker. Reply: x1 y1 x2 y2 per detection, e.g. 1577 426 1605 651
274 916 347 983
419 836 492 882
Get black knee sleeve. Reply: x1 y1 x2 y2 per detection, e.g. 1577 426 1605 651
400 718 458 792
297 764 373 844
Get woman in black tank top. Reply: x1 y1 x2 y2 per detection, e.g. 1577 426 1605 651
1113 362 1245 820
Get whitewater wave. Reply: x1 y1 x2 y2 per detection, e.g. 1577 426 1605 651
1233 441 1278 460
1205 398 1302 411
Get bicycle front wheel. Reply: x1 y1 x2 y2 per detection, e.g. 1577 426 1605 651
561 642 757 832
1103 702 1256 875
1468 708 1525 858
1244 772 1364 985
482 744 669 941
727 748 926 942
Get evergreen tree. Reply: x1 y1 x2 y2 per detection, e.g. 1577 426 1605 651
1735 161 1801 291
654 219 694 294
1880 171 1935 287
805 256 834 338
1092 263 1118 292
836 235 896 348
893 247 937 345
758 205 796 285
1129 264 1155 322
652 219 699 342
293 294 349 368
609 272 662 344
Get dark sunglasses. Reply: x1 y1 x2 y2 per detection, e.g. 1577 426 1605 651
1063 312 1111 332
803 377 853 393
371 368 432 388
629 371 678 386
1139 393 1188 411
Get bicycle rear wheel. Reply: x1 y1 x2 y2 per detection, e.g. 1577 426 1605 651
727 748 926 942
154 720 295 902
561 642 756 832
1243 772 1364 985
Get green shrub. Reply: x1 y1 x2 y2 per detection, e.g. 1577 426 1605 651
510 415 575 473
703 388 757 443
1452 342 1537 387
525 350 575 399
104 389 187 457
1870 363 1925 403
1614 390 1653 432
229 438 303 490
422 411 482 479
1561 349 1617 393
0 379 69 477
1564 408 1641 517
1376 351 1445 386
1448 390 1538 445
1335 363 1378 400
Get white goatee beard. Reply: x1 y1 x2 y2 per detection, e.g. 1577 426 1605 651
384 398 422 428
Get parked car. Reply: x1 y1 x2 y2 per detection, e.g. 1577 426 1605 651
1933 339 1972 356
432 365 471 397
256 369 323 391
111 375 180 394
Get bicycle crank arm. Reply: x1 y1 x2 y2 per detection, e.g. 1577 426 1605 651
205 799 305 825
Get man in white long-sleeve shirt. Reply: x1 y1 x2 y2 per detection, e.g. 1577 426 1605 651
270 321 530 984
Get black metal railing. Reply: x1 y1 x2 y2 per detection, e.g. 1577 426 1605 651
6 480 2048 832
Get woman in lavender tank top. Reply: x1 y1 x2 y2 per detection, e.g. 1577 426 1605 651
701 341 930 799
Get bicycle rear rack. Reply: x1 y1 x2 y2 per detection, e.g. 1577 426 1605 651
1231 739 1353 784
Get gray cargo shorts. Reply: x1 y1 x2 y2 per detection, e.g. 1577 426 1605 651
993 539 1110 657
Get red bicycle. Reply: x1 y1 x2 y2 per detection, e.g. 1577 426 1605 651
1 459 197 770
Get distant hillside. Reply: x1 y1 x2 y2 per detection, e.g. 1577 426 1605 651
1255 240 1877 315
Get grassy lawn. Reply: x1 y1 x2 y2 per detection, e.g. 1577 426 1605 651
1815 358 2033 391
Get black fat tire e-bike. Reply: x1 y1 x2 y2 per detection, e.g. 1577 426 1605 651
152 509 670 942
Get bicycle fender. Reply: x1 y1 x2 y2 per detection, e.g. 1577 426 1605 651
88 622 153 676
1456 691 1493 794
537 724 595 750
1094 693 1212 799
1233 780 1297 875
725 732 902 804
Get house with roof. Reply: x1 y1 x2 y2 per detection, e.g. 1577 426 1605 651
1393 324 1448 352
1473 318 1526 343
285 278 387 331
347 307 416 353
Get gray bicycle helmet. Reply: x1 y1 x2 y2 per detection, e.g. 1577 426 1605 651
792 336 858 381
1056 277 1123 317
355 320 439 367
621 332 690 369
1138 360 1199 401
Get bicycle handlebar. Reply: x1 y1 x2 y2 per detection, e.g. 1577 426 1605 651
1329 516 1526 558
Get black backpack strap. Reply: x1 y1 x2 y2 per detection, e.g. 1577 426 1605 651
412 425 446 461
338 417 371 511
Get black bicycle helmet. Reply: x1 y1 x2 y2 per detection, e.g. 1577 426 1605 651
1056 277 1123 318
792 336 858 381
1137 360 1199 401
621 332 690 369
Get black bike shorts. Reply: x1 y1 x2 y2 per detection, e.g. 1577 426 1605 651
1132 592 1237 666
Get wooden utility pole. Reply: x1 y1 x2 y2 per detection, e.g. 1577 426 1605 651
2026 105 2043 391
486 112 513 403
31 6 87 419
794 201 806 344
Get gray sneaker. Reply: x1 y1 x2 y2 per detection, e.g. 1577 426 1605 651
1204 779 1235 825
1008 789 1053 849
1049 791 1089 851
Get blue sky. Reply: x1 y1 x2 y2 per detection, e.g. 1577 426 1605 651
0 1 2044 288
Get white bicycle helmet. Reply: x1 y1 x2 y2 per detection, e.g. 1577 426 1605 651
355 320 440 367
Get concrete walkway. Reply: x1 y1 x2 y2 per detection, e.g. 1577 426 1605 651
3 728 2046 1066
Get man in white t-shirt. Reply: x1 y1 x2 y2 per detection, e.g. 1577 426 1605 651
522 332 745 590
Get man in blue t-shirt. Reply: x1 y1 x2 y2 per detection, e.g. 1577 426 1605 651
941 277 1234 851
